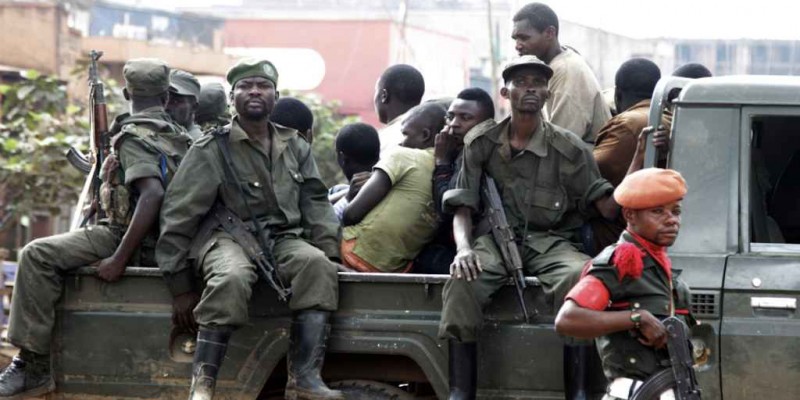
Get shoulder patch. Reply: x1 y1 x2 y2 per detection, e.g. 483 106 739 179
549 125 586 162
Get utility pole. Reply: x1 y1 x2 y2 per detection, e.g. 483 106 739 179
486 0 500 117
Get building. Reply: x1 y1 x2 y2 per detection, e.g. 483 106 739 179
674 39 800 76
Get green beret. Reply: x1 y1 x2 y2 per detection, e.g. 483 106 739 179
123 58 170 97
197 82 228 122
169 69 201 101
226 58 279 87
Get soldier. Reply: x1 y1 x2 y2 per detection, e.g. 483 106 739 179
0 59 189 398
195 82 230 131
556 168 693 399
439 56 618 399
167 69 203 140
156 58 343 400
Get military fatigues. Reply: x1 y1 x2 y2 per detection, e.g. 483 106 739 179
439 117 612 342
156 118 340 328
8 107 188 354
574 232 692 399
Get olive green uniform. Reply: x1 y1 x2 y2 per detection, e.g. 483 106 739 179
8 107 188 354
439 117 613 342
578 233 692 399
156 117 340 328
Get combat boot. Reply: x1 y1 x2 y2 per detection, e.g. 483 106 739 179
188 327 232 400
0 348 55 399
448 340 477 400
563 344 589 400
284 310 344 400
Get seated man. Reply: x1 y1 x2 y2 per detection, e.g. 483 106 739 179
592 58 662 252
556 168 693 399
330 123 381 221
272 96 315 144
341 103 446 273
414 88 496 274
195 82 230 131
167 69 203 140
440 56 618 399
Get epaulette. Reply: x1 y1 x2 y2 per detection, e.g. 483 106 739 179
463 119 497 146
549 125 584 162
111 123 158 149
591 244 617 267
194 125 231 148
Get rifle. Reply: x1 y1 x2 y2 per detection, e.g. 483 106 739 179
480 175 531 323
68 50 109 230
664 317 702 399
212 128 292 302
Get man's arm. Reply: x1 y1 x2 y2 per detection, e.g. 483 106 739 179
296 141 341 259
593 119 638 188
97 176 163 282
341 170 392 226
449 206 482 281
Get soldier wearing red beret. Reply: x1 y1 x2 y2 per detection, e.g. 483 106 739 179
555 168 695 400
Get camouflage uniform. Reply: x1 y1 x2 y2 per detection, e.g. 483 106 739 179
439 117 613 342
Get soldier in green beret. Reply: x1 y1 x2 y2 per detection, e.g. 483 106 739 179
168 69 203 140
157 58 343 400
195 82 231 131
0 58 189 398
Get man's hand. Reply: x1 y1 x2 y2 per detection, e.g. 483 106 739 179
636 310 668 349
652 125 670 153
173 292 201 334
96 255 127 282
450 248 482 281
434 126 459 166
346 171 372 201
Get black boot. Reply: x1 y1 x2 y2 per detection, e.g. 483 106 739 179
563 344 590 400
448 340 477 400
188 327 232 400
0 348 55 399
285 310 344 400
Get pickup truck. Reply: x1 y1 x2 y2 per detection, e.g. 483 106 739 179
45 75 800 399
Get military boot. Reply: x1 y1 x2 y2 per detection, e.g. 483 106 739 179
284 310 344 400
188 327 232 400
563 344 590 400
448 340 477 400
0 348 55 399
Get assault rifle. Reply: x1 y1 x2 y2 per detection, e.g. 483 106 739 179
480 175 530 323
632 317 702 400
68 50 109 230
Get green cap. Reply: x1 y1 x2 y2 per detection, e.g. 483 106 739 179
169 69 201 101
123 58 170 97
226 58 279 87
502 55 554 81
196 82 228 122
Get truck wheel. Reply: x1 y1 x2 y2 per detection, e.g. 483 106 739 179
329 380 415 400
630 369 676 400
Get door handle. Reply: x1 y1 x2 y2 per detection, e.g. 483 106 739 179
751 297 797 310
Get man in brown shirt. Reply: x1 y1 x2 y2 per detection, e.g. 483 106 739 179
591 58 662 252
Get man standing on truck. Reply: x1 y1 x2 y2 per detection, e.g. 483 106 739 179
592 58 662 252
0 59 189 399
156 58 344 400
440 56 618 399
512 3 610 143
374 64 425 154
555 168 693 400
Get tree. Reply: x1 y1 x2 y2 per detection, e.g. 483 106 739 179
0 69 124 234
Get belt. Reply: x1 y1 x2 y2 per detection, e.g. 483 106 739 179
608 377 676 400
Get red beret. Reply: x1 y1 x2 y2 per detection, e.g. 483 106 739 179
614 168 687 209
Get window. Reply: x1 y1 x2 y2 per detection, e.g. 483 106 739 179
749 116 800 245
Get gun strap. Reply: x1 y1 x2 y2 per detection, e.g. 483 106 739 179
212 127 272 254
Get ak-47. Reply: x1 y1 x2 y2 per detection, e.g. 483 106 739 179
480 175 530 323
67 50 109 230
632 317 702 400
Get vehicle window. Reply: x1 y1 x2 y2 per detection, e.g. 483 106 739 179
749 116 800 245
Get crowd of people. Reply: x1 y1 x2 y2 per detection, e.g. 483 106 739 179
0 2 708 400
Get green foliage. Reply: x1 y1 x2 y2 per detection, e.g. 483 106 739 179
283 91 360 187
0 70 122 231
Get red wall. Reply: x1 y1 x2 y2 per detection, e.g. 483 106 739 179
225 19 391 126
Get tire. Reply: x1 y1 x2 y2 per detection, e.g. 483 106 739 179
329 380 416 400
630 369 676 400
